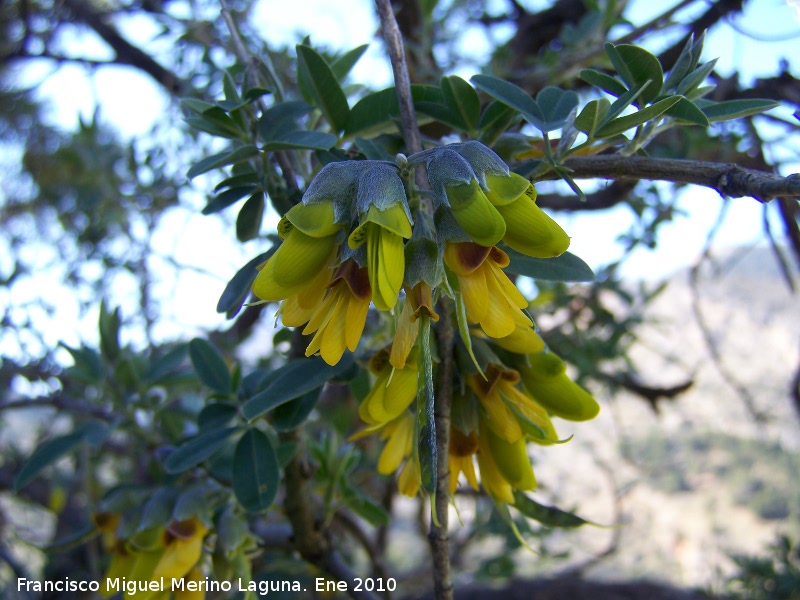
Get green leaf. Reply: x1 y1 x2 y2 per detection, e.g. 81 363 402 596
331 44 369 82
187 145 260 179
138 487 178 531
241 355 355 420
214 172 259 192
574 98 611 136
441 75 480 131
216 251 273 318
296 44 350 133
504 248 596 282
261 131 337 151
198 403 239 432
697 98 779 122
579 69 627 97
236 192 265 242
340 480 390 526
663 97 710 126
163 426 239 474
594 95 681 138
271 388 321 431
189 338 232 395
534 86 579 132
477 101 520 145
258 101 311 141
184 107 243 139
513 491 596 528
98 302 121 361
677 59 717 96
145 344 189 385
599 82 651 126
345 85 443 137
59 343 103 383
15 421 109 490
471 74 538 121
605 43 663 106
202 185 257 215
233 429 280 512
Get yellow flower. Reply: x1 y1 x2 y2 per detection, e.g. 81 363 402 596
444 242 531 339
100 540 136 598
278 264 333 327
449 427 479 494
467 364 558 445
390 283 439 370
302 260 372 366
253 202 341 302
359 348 419 426
519 350 600 421
443 178 507 247
398 455 421 497
350 411 419 497
484 173 570 258
92 511 121 552
476 420 536 504
348 203 412 311
174 566 206 600
477 324 545 355
151 518 208 582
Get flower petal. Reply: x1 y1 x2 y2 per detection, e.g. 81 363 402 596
286 201 341 237
485 173 531 206
497 194 570 258
253 231 337 301
446 180 506 247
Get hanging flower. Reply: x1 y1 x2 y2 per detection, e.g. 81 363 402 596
390 282 439 370
518 350 600 421
444 242 532 339
302 260 372 366
350 411 420 498
358 348 419 425
466 364 558 446
448 427 479 494
348 203 412 311
253 201 342 302
151 518 208 582
483 172 570 258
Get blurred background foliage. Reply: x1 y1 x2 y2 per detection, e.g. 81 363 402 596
0 0 798 598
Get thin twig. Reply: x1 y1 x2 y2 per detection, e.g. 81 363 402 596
374 0 423 156
541 155 800 204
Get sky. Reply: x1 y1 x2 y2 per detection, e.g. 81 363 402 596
4 0 800 364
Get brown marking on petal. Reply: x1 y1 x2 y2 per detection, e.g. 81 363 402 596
368 348 390 375
489 246 510 268
469 364 504 397
92 511 120 532
452 242 492 273
166 519 198 541
499 368 521 385
450 428 479 457
334 259 372 300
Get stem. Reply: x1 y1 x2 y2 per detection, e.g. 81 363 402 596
375 3 453 599
430 300 455 600
374 0 423 156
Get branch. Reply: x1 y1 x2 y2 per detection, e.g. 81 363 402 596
58 0 187 96
374 0 423 156
0 395 114 422
540 155 800 204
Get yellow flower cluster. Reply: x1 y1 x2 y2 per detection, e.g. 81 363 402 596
253 163 412 366
252 141 599 505
94 512 208 600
